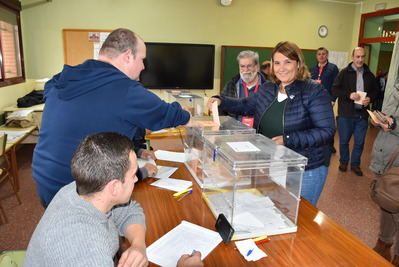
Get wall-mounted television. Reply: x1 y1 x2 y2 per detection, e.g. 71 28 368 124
140 42 215 89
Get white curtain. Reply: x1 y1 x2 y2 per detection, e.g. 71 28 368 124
382 33 399 113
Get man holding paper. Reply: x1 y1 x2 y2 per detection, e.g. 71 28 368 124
25 132 203 267
332 47 378 176
32 28 193 207
220 50 267 127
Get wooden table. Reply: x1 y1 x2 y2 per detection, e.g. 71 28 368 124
132 136 391 267
1 125 37 191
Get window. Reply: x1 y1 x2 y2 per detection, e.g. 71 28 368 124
358 7 399 45
0 0 24 87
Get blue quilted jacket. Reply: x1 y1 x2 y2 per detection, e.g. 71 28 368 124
219 79 335 170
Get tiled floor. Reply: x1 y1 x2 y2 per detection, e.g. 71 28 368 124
0 127 381 250
318 126 380 248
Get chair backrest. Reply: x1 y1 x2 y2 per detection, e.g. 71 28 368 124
0 134 6 157
0 250 26 267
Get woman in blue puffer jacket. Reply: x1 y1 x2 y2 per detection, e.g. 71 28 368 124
209 41 335 205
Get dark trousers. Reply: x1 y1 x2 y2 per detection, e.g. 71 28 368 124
337 116 368 166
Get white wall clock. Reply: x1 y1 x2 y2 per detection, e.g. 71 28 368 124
221 0 232 6
318 25 328 38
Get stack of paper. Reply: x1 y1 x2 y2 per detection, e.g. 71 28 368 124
6 109 34 119
151 178 192 192
206 192 290 234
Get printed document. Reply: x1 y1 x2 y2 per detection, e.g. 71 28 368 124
147 220 222 267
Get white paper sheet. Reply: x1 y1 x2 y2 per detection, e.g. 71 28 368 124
150 178 192 192
354 91 367 105
150 129 169 134
137 158 177 179
212 101 220 126
6 109 34 118
147 220 222 267
226 141 260 152
235 239 267 261
155 150 186 163
0 130 31 142
154 166 178 179
269 163 287 188
269 145 288 188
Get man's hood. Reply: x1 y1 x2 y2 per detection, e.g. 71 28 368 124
45 60 129 100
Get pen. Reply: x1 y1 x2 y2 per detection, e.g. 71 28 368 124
177 190 192 201
252 235 268 242
173 188 192 197
246 248 254 257
255 238 270 245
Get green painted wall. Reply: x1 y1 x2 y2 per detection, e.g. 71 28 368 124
0 80 35 111
20 0 358 84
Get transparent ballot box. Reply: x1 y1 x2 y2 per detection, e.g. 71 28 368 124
168 92 204 116
183 116 255 188
201 134 308 240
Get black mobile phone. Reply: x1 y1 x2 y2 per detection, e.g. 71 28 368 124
215 213 235 244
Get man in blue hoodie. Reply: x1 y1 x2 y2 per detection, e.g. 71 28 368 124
32 28 192 207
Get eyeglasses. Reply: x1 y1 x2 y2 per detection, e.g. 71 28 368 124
239 64 256 69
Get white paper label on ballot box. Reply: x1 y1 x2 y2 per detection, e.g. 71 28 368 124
227 141 260 153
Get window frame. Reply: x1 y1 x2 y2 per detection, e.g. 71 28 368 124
358 7 399 45
0 0 25 88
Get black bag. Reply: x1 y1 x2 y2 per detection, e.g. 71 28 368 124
17 90 44 108
370 147 399 213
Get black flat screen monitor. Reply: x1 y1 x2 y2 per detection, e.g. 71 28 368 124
140 42 215 89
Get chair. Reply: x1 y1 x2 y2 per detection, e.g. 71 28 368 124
0 134 22 224
0 250 26 267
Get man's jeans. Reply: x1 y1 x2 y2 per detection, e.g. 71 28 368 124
337 116 368 166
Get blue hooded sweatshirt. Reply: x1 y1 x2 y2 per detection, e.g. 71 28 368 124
32 60 190 206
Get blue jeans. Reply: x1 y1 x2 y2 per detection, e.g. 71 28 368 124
301 165 328 206
337 116 368 166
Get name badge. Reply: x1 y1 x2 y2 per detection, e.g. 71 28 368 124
241 116 254 127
